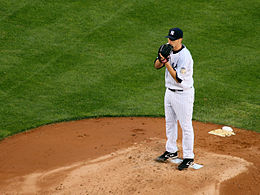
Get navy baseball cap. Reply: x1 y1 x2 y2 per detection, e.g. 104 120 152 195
165 28 183 40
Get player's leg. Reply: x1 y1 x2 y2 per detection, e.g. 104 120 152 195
179 113 194 159
165 89 179 153
177 114 194 170
155 89 178 162
174 88 195 159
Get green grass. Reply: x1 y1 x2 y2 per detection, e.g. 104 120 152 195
0 0 259 139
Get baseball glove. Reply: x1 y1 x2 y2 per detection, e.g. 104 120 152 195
158 43 173 63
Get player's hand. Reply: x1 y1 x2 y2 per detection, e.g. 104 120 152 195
159 53 168 64
158 44 173 63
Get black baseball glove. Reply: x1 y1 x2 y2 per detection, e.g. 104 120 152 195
158 44 173 63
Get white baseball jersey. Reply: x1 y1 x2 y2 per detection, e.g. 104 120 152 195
165 45 194 90
162 44 195 159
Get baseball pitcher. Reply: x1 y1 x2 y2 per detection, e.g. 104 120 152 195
154 27 195 171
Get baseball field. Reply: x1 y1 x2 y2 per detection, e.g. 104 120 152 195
0 0 259 194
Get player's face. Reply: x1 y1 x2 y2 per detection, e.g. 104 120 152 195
168 38 177 46
168 38 182 49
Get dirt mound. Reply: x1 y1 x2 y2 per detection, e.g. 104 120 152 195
0 117 259 194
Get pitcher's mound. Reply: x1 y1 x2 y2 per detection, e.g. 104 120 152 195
14 139 251 194
0 117 259 194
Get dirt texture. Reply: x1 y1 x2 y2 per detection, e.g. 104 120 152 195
0 117 259 195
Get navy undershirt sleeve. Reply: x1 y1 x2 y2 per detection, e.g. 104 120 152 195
176 72 183 83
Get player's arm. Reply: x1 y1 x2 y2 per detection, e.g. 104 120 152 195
164 61 182 83
154 58 165 69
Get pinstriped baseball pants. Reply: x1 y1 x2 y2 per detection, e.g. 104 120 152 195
164 87 195 159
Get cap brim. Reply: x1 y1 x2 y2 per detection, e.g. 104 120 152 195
165 35 178 40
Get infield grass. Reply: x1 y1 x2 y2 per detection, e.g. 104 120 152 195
0 0 259 139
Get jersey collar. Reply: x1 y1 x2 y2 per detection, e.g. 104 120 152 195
172 44 185 54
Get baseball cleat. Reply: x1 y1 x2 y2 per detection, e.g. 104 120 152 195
177 158 194 170
155 151 178 162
